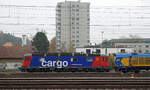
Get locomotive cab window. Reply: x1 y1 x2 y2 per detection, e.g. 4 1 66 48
71 58 78 62
23 57 26 61
101 57 104 61
86 57 93 62
26 56 32 61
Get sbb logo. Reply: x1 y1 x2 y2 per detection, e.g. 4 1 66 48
42 61 68 68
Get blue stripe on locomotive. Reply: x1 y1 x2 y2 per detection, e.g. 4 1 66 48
133 54 150 57
115 53 150 58
29 56 95 67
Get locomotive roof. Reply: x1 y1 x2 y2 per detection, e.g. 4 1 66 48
115 53 150 57
31 53 105 56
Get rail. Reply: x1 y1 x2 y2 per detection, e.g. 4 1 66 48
0 77 150 89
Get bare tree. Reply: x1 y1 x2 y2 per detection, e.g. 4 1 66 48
49 37 56 52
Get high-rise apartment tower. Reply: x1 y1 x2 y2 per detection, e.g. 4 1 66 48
56 1 90 52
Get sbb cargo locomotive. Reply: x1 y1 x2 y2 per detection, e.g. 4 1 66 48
20 53 150 73
20 53 111 72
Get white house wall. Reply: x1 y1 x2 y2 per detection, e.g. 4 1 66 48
75 48 134 55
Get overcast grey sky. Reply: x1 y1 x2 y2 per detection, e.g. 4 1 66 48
0 0 150 44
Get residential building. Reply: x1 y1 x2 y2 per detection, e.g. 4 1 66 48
103 38 150 53
56 1 90 52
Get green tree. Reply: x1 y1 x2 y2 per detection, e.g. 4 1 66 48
32 32 49 53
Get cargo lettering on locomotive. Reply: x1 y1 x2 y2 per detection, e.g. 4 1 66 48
41 61 68 68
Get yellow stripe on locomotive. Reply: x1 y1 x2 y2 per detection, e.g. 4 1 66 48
115 53 150 67
120 56 150 67
131 57 150 66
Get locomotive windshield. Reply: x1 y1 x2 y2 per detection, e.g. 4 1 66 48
86 57 93 62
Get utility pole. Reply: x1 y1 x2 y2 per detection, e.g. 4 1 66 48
101 31 104 54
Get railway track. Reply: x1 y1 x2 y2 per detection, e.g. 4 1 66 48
1 71 150 78
0 77 150 89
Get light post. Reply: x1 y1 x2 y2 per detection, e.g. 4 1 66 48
101 31 104 48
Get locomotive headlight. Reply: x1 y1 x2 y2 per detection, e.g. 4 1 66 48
40 58 45 62
116 59 120 62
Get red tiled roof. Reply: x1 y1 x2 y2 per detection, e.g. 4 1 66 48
3 42 14 47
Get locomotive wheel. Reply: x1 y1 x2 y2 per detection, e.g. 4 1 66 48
135 70 140 73
105 69 109 72
21 69 25 72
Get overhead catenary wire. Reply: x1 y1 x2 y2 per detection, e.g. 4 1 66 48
1 23 150 27
0 4 150 40
0 5 149 20
1 4 150 8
